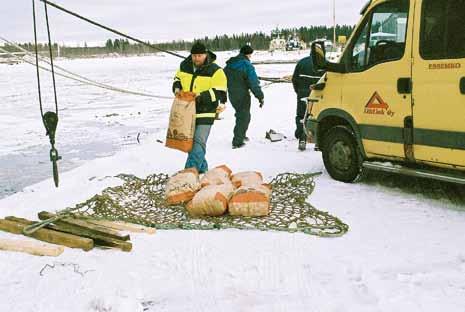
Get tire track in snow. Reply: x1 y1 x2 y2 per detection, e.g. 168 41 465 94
187 232 219 311
292 234 313 308
188 231 207 312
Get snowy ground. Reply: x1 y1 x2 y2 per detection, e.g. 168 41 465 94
1 51 465 312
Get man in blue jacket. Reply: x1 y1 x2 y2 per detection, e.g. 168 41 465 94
292 52 323 151
224 45 264 149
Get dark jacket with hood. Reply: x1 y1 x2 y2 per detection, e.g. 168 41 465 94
224 53 264 102
172 51 227 125
292 54 322 97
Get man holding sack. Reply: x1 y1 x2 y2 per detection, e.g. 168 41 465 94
167 42 227 173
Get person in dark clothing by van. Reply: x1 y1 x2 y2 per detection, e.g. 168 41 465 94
292 53 323 151
224 45 264 149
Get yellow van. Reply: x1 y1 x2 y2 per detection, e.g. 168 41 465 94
305 0 465 184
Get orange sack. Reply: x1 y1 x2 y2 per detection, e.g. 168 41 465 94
200 165 233 187
229 184 272 217
165 168 201 205
165 92 197 153
231 171 263 188
187 183 236 217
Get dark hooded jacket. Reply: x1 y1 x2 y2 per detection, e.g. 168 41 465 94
292 55 322 97
224 53 264 101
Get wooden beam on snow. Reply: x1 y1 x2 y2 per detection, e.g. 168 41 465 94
0 219 93 251
0 238 64 257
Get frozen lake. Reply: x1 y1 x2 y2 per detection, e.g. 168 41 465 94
0 54 177 198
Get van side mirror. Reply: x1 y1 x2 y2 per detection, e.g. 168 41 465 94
311 41 327 71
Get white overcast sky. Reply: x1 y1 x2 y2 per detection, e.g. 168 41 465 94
1 0 367 45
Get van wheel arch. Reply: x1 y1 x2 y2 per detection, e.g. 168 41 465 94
316 111 366 158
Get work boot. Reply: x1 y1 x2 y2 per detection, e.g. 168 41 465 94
244 136 250 142
232 142 246 149
298 139 306 151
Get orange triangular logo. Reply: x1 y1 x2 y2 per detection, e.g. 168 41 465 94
365 92 389 110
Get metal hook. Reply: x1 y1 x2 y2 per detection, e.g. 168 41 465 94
50 147 61 187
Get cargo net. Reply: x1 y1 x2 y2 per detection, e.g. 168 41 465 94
71 172 349 237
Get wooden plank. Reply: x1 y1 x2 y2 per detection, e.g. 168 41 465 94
38 211 130 241
5 216 39 225
92 237 132 252
85 219 156 235
8 216 132 252
0 238 64 257
47 222 132 252
0 219 93 251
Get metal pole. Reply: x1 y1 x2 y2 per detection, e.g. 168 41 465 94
333 0 336 51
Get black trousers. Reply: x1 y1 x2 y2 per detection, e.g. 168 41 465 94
231 94 251 146
295 93 309 140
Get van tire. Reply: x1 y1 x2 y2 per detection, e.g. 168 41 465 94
322 126 363 183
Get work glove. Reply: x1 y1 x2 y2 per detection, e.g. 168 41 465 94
259 98 265 108
216 103 226 114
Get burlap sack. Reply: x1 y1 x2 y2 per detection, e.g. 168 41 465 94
228 184 272 217
166 92 196 153
165 168 201 205
187 183 236 217
200 165 233 187
231 171 263 188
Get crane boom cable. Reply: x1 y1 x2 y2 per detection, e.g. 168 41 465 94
43 0 59 115
0 38 172 99
0 47 172 99
38 0 186 59
32 0 45 124
37 0 288 84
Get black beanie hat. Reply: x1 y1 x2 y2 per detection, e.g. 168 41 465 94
191 41 207 54
240 45 254 55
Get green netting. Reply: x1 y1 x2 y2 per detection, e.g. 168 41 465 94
69 172 349 237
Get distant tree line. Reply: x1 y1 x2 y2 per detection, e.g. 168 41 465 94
155 25 354 51
279 25 354 43
1 25 354 59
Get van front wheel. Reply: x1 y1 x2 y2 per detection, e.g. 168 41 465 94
322 126 362 183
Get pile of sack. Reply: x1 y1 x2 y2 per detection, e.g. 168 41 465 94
165 165 272 217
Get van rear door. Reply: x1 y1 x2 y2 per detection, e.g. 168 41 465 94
411 0 465 168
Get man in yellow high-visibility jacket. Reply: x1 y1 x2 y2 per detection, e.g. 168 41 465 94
172 42 227 173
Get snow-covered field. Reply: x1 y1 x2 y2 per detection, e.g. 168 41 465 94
1 51 465 312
